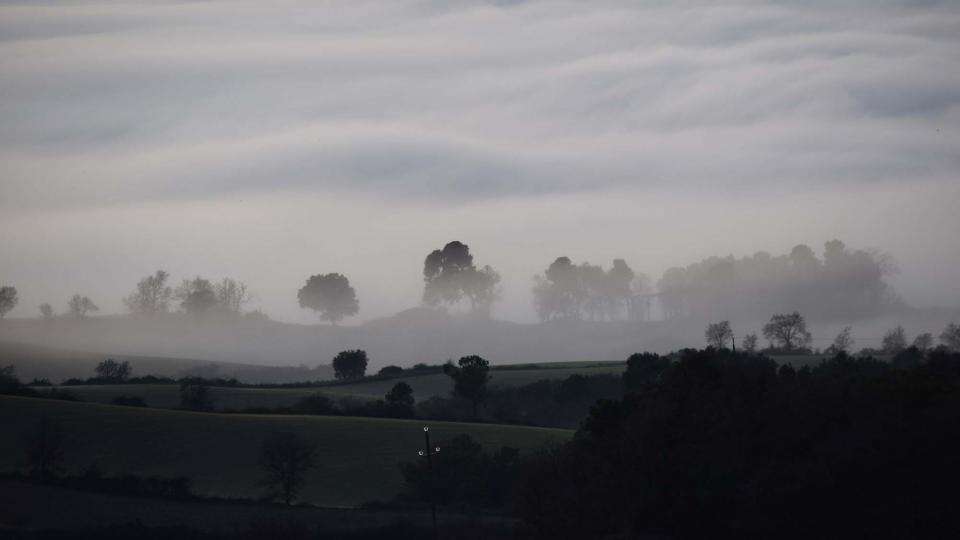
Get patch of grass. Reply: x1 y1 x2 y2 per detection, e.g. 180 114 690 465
0 396 571 507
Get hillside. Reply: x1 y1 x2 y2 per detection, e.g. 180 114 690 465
0 396 571 507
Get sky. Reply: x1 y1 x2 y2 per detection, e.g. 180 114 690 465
1 0 959 324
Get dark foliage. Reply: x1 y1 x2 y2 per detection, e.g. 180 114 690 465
513 348 960 539
332 349 368 380
258 431 318 505
112 395 148 407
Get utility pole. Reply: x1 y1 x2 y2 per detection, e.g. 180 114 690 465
418 426 441 540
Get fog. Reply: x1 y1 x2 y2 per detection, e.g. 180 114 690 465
1 0 959 368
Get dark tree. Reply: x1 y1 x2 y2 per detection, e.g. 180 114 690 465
94 359 131 382
0 285 18 319
444 355 491 417
258 431 319 505
123 270 172 317
179 380 214 411
175 277 217 317
762 312 812 352
742 333 759 353
214 277 252 316
332 349 368 380
385 381 415 407
67 294 98 318
912 332 934 352
423 241 500 316
829 326 854 354
705 320 734 349
941 322 960 352
881 325 908 355
297 273 359 325
24 417 65 481
378 365 404 377
623 352 670 393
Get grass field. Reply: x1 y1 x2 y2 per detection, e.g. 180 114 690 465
0 396 571 507
45 362 628 409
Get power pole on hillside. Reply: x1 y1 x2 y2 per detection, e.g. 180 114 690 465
418 426 441 540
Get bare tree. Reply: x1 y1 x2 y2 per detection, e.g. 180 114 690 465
762 312 812 352
742 333 759 352
830 326 854 354
881 326 907 355
123 270 172 317
705 320 734 349
215 278 252 315
258 431 319 505
0 286 18 319
67 295 99 318
939 323 960 352
94 359 131 382
912 333 933 352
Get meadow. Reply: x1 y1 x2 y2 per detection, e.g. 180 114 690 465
0 396 571 507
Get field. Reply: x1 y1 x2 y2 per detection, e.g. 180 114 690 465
0 396 571 507
44 362 628 409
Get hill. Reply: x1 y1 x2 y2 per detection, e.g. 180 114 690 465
0 396 571 507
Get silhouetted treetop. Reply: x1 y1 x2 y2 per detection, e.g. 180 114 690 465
0 285 18 319
298 273 359 325
423 241 500 316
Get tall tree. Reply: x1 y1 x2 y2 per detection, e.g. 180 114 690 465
67 295 99 318
214 277 252 316
258 431 318 505
175 277 217 317
423 241 500 316
297 273 359 325
762 312 812 352
123 270 172 317
331 349 368 379
444 355 491 417
881 326 908 355
705 320 734 349
0 286 18 319
94 359 131 382
830 326 854 353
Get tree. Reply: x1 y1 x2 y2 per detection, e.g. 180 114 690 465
179 380 214 411
444 355 491 417
25 417 65 481
258 431 318 505
939 323 960 352
332 350 368 379
94 359 131 382
67 295 99 318
385 381 415 407
214 277 252 316
705 320 734 349
175 277 217 317
423 241 501 316
39 303 54 320
742 333 759 353
762 312 812 352
830 326 854 353
123 270 172 317
297 273 358 325
378 365 404 377
912 332 934 352
881 326 907 355
0 286 18 319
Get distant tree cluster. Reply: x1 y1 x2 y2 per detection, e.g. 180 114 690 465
0 285 18 319
423 241 501 317
658 239 896 320
175 276 252 318
532 257 635 321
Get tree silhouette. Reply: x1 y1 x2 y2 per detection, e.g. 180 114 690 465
940 322 960 351
741 333 759 353
829 326 854 353
332 349 368 379
0 286 18 319
214 277 252 316
258 431 318 505
705 320 734 349
39 303 54 320
25 417 65 481
912 333 934 352
123 270 172 317
423 241 500 316
297 273 359 325
881 325 907 354
175 277 217 317
762 312 812 352
94 359 131 382
444 355 491 417
67 294 98 318
385 381 415 407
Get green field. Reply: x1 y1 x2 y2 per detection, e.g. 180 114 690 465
45 362 627 409
0 396 571 507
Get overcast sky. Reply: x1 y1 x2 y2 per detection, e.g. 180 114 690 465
1 0 958 323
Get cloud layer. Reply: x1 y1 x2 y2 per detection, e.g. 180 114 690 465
1 0 958 322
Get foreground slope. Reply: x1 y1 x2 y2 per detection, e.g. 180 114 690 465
0 396 570 507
